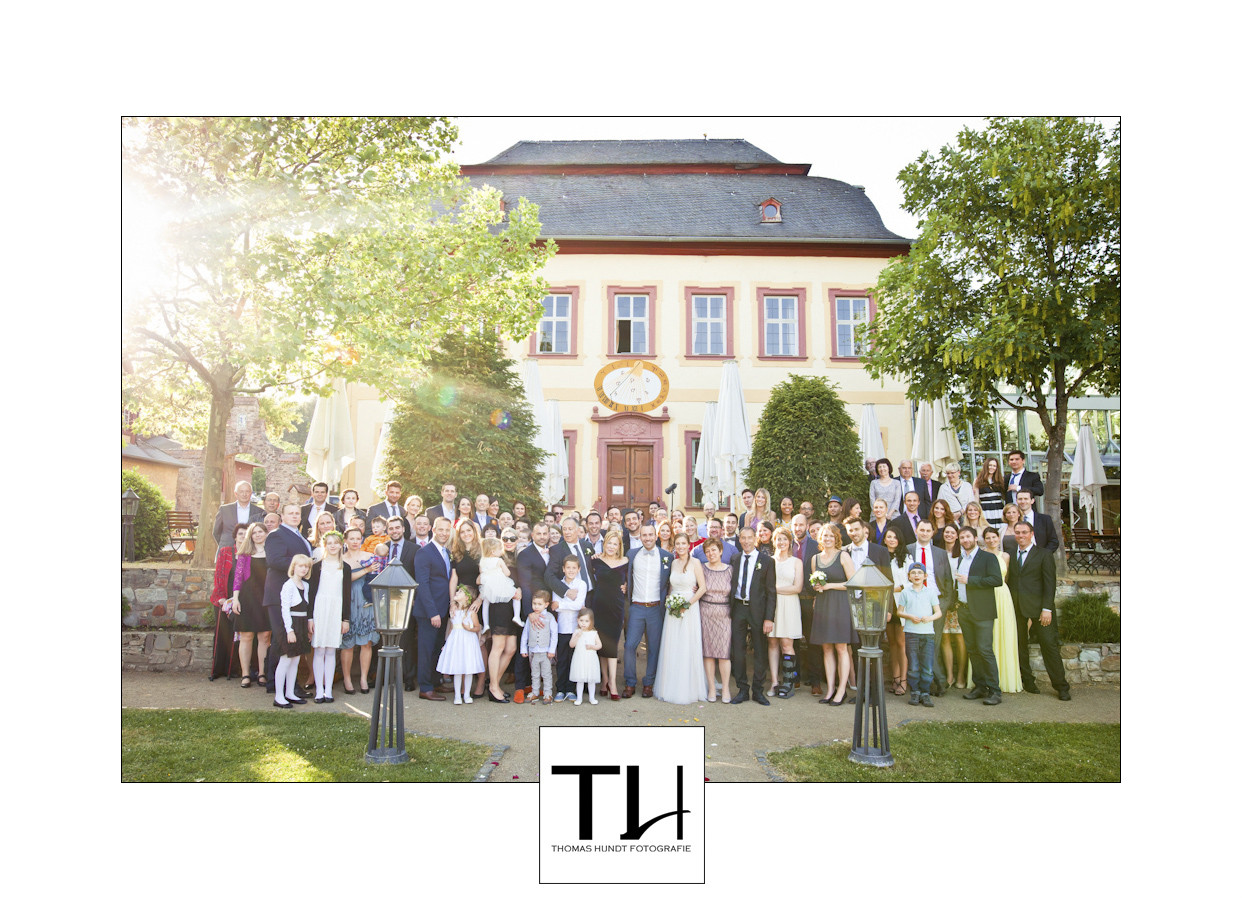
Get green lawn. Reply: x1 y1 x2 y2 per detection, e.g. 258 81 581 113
122 709 493 782
768 722 1120 782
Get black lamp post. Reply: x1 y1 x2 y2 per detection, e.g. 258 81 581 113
845 559 895 767
122 489 141 562
366 562 418 764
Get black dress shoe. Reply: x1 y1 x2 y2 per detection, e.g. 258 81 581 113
322 696 334 703
1024 683 1041 694
314 697 326 704
752 693 770 706
488 692 511 703
1057 687 1072 701
404 683 419 692
963 686 987 700
729 693 749 704
288 697 307 705
982 692 1002 705
273 700 292 709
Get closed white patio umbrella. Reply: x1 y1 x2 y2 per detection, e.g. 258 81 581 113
523 360 561 511
711 362 751 513
1069 423 1108 530
544 399 569 508
693 402 720 504
909 398 961 476
304 377 356 489
370 399 395 496
859 403 886 464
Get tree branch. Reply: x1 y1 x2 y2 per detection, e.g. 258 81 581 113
132 327 217 388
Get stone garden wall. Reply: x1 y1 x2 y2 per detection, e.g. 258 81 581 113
122 564 214 628
122 631 214 672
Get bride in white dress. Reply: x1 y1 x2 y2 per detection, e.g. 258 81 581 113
654 533 709 704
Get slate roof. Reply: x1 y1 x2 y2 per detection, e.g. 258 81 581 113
482 139 783 166
467 171 909 243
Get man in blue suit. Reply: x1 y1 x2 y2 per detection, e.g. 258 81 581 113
623 523 673 698
263 504 313 695
412 516 454 701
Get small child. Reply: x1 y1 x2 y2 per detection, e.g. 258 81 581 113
436 585 486 704
520 590 559 704
568 608 602 705
362 516 389 555
478 536 522 627
896 563 942 708
275 554 315 709
552 555 588 700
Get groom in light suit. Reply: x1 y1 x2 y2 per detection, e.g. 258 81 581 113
623 524 673 699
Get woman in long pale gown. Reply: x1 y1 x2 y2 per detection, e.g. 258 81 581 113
982 526 1021 693
653 533 708 704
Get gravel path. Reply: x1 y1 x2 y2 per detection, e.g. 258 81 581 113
122 670 1120 782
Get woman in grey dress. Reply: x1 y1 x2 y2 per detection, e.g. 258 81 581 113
698 538 733 703
809 524 857 706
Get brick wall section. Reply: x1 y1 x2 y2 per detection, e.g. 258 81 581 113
168 396 306 513
123 565 214 627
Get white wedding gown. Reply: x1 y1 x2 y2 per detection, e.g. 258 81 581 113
653 563 708 704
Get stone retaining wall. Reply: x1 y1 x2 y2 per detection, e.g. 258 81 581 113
122 631 215 672
122 565 214 628
1030 642 1120 686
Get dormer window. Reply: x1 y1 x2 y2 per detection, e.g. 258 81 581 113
760 198 782 223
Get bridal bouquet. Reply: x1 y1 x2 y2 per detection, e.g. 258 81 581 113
665 592 691 619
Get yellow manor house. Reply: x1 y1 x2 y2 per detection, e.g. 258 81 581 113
348 138 914 510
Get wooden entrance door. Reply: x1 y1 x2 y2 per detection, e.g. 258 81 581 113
606 445 654 509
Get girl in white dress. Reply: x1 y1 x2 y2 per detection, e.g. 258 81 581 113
309 533 351 703
568 609 602 705
653 533 708 704
437 586 485 704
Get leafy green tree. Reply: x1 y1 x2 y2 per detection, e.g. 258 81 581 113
122 469 173 560
866 117 1120 564
122 117 554 564
382 331 546 515
745 375 870 513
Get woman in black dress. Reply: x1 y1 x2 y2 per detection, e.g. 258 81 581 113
809 523 857 706
449 520 486 697
229 522 273 689
590 529 629 701
208 522 247 681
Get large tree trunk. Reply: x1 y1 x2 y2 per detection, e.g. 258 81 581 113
191 387 234 567
1042 400 1068 577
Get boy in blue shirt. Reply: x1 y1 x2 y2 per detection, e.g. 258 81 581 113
896 562 942 708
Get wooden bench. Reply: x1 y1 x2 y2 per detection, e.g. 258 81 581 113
165 511 199 558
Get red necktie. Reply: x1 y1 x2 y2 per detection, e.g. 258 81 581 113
921 547 927 567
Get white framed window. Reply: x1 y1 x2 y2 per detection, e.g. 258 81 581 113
835 295 870 358
614 293 649 354
537 293 572 354
691 294 727 356
763 294 799 357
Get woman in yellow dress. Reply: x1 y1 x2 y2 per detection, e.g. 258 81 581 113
982 526 1021 693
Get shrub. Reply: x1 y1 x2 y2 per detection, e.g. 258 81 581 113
744 375 871 512
122 469 173 560
1058 591 1121 643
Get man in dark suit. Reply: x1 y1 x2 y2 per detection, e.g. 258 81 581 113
367 481 408 537
623 524 673 698
412 516 454 701
545 516 595 699
512 521 553 701
425 483 458 525
263 504 313 695
211 480 265 550
914 463 943 519
300 482 338 537
791 514 822 694
889 491 922 546
1008 521 1071 700
954 526 1004 705
1015 489 1059 551
471 493 497 533
1005 450 1045 505
908 520 954 696
729 526 776 705
894 460 920 512
844 517 892 571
